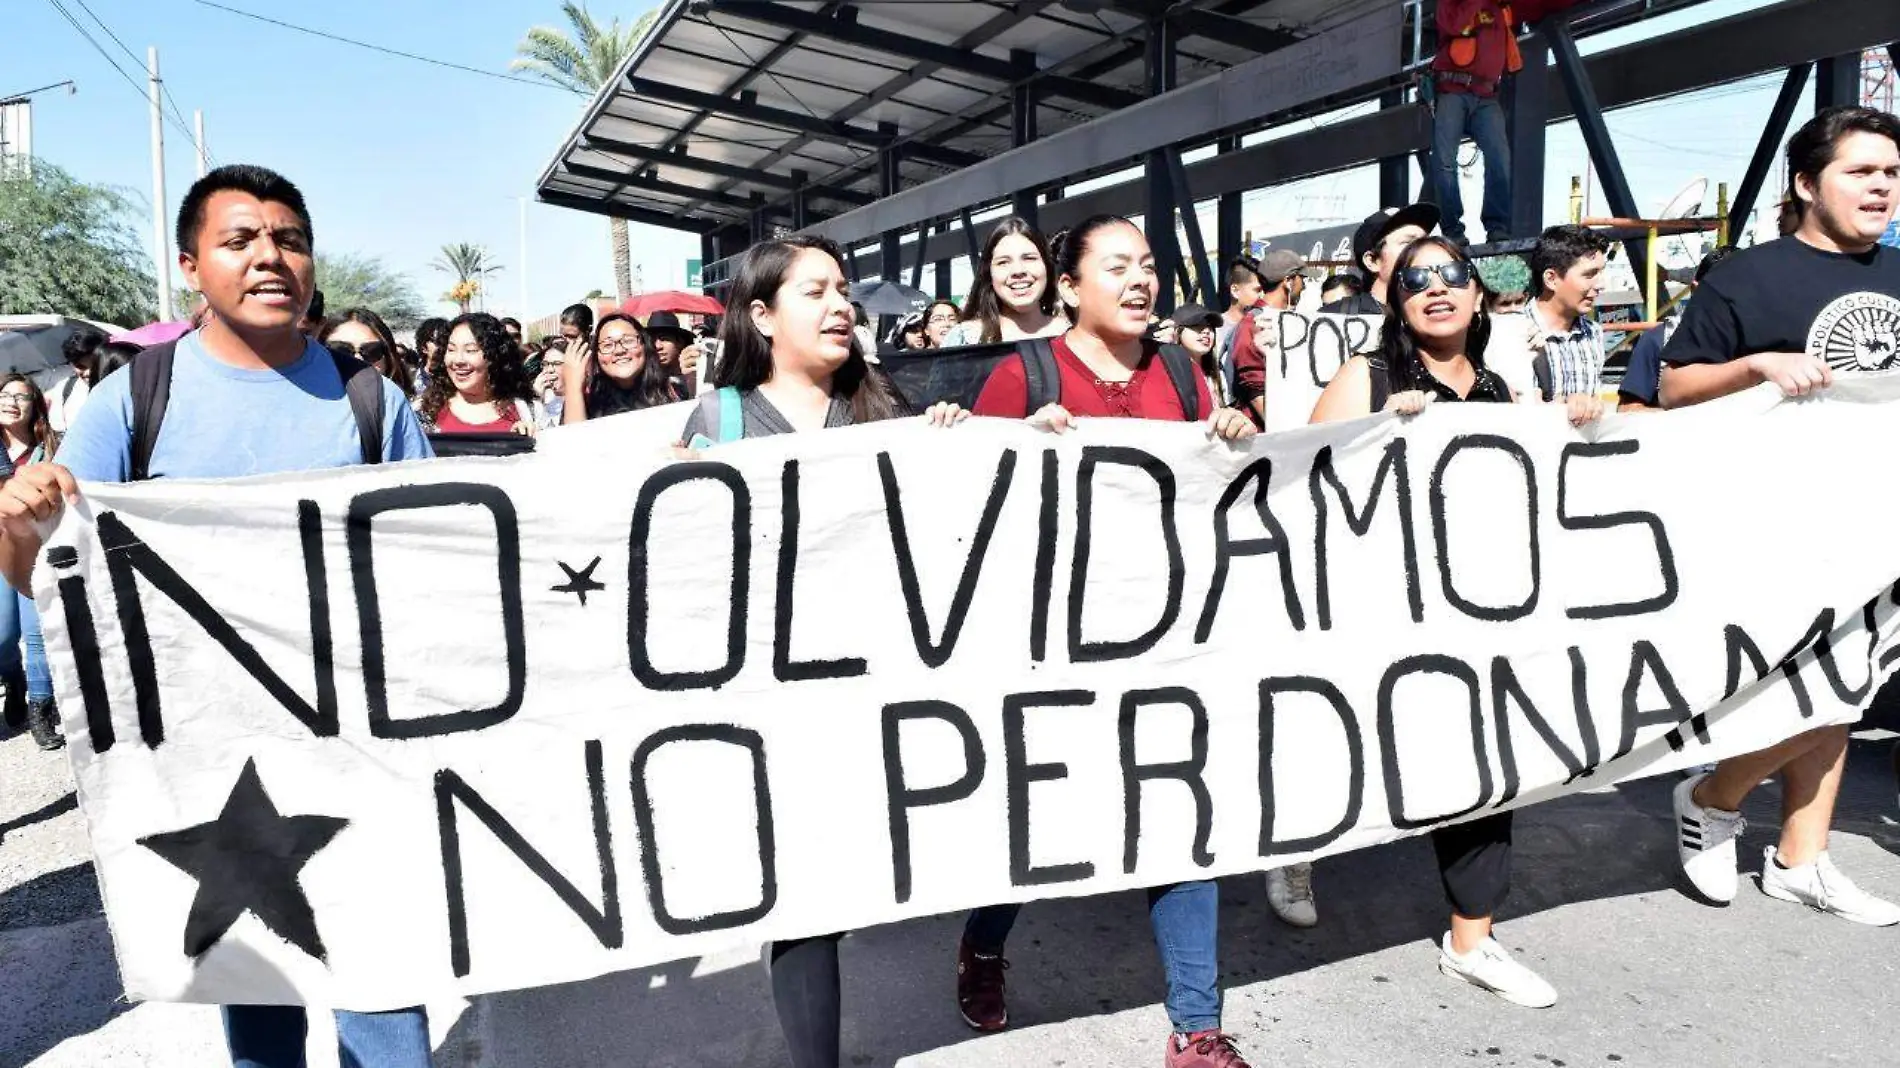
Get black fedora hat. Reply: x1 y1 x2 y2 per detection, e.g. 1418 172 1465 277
645 310 697 345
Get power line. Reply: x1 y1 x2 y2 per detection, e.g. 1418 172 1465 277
43 0 200 150
188 0 579 93
64 0 211 165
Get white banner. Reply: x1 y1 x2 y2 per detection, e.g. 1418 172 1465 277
1260 310 1383 430
39 377 1900 1010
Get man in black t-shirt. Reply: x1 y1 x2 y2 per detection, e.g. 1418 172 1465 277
1660 106 1900 927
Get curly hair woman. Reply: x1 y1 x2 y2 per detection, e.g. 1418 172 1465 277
416 312 547 435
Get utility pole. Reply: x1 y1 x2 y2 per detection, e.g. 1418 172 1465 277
193 109 207 179
147 48 172 322
518 197 529 322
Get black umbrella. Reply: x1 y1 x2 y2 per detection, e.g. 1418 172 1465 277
851 280 930 317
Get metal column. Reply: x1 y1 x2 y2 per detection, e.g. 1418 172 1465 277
1505 31 1549 239
1012 50 1040 226
1216 136 1243 309
790 169 809 230
1165 149 1219 309
878 122 901 282
1547 19 1649 296
1378 88 1411 207
1815 53 1860 111
1728 64 1812 244
1145 19 1182 315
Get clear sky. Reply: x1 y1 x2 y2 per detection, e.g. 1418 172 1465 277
7 0 1878 325
10 0 699 324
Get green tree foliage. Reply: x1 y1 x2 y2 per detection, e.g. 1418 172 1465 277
314 253 428 330
0 161 157 327
512 5 658 300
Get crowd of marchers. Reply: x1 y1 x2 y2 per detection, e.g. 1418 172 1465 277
3 104 1899 1068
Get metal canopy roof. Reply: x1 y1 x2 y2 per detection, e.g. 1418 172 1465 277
535 0 1389 234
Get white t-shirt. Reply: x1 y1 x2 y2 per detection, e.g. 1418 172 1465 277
48 372 91 434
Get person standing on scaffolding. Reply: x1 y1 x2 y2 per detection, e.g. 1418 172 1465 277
1432 0 1521 246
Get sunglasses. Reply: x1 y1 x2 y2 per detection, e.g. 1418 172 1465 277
1396 261 1476 294
327 340 390 364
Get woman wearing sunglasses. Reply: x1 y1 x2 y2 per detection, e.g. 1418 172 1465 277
319 308 416 398
1310 235 1598 1010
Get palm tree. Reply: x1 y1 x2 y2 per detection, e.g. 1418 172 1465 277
432 242 503 312
513 4 658 302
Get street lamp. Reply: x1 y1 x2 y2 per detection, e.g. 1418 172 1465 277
0 80 77 107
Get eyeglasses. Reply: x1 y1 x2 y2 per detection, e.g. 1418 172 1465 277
1396 261 1476 294
926 314 959 325
0 393 32 408
326 340 389 364
598 336 642 353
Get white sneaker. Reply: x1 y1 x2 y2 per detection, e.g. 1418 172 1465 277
1759 847 1900 926
1437 934 1557 1009
1265 863 1317 928
1674 772 1745 903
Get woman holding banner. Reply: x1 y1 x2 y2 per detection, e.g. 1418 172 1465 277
674 234 964 1068
1310 234 1600 1010
966 214 1260 1068
941 216 1068 347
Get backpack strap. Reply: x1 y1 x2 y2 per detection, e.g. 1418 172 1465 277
1155 343 1203 422
330 350 386 464
129 340 179 482
1364 356 1392 415
60 375 81 403
1019 337 1060 416
716 385 744 443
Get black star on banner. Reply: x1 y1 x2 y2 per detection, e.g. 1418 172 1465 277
552 557 607 606
138 758 348 963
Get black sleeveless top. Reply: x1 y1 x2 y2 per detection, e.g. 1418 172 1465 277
1365 352 1511 410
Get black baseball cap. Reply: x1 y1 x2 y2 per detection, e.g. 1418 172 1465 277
1351 204 1441 273
1169 303 1222 331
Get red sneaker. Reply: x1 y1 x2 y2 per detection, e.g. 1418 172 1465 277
1165 1030 1253 1068
955 938 1009 1031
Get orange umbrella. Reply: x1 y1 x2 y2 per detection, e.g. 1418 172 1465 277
620 291 724 318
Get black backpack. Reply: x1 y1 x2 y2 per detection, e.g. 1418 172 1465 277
129 340 386 481
1017 336 1203 420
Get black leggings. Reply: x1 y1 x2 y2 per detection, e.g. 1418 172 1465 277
1431 811 1513 919
771 934 845 1068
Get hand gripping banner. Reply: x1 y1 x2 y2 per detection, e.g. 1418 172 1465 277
37 381 1900 1009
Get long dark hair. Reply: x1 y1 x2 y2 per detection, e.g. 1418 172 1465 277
319 307 415 397
962 216 1060 344
0 373 54 461
92 342 141 387
420 312 534 423
1376 236 1494 394
589 313 677 410
713 235 910 424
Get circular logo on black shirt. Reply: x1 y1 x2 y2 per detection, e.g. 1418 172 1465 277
1807 291 1900 372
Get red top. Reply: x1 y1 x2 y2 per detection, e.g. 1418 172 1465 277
1231 309 1270 420
433 400 523 434
972 333 1214 422
1434 0 1511 96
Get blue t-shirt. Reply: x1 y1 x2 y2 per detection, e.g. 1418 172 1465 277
60 330 432 482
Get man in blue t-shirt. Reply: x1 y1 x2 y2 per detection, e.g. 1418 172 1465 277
0 165 434 1067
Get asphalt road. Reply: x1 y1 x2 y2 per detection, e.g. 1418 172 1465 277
4 725 1897 1068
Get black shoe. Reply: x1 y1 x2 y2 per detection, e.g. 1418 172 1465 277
26 698 63 751
2 678 23 732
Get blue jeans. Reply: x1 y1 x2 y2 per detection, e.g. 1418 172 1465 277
964 880 1221 1034
0 585 20 681
223 1005 431 1068
19 594 48 702
1434 89 1512 242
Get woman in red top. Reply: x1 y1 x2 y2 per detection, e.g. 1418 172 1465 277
416 312 546 435
966 214 1257 1068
